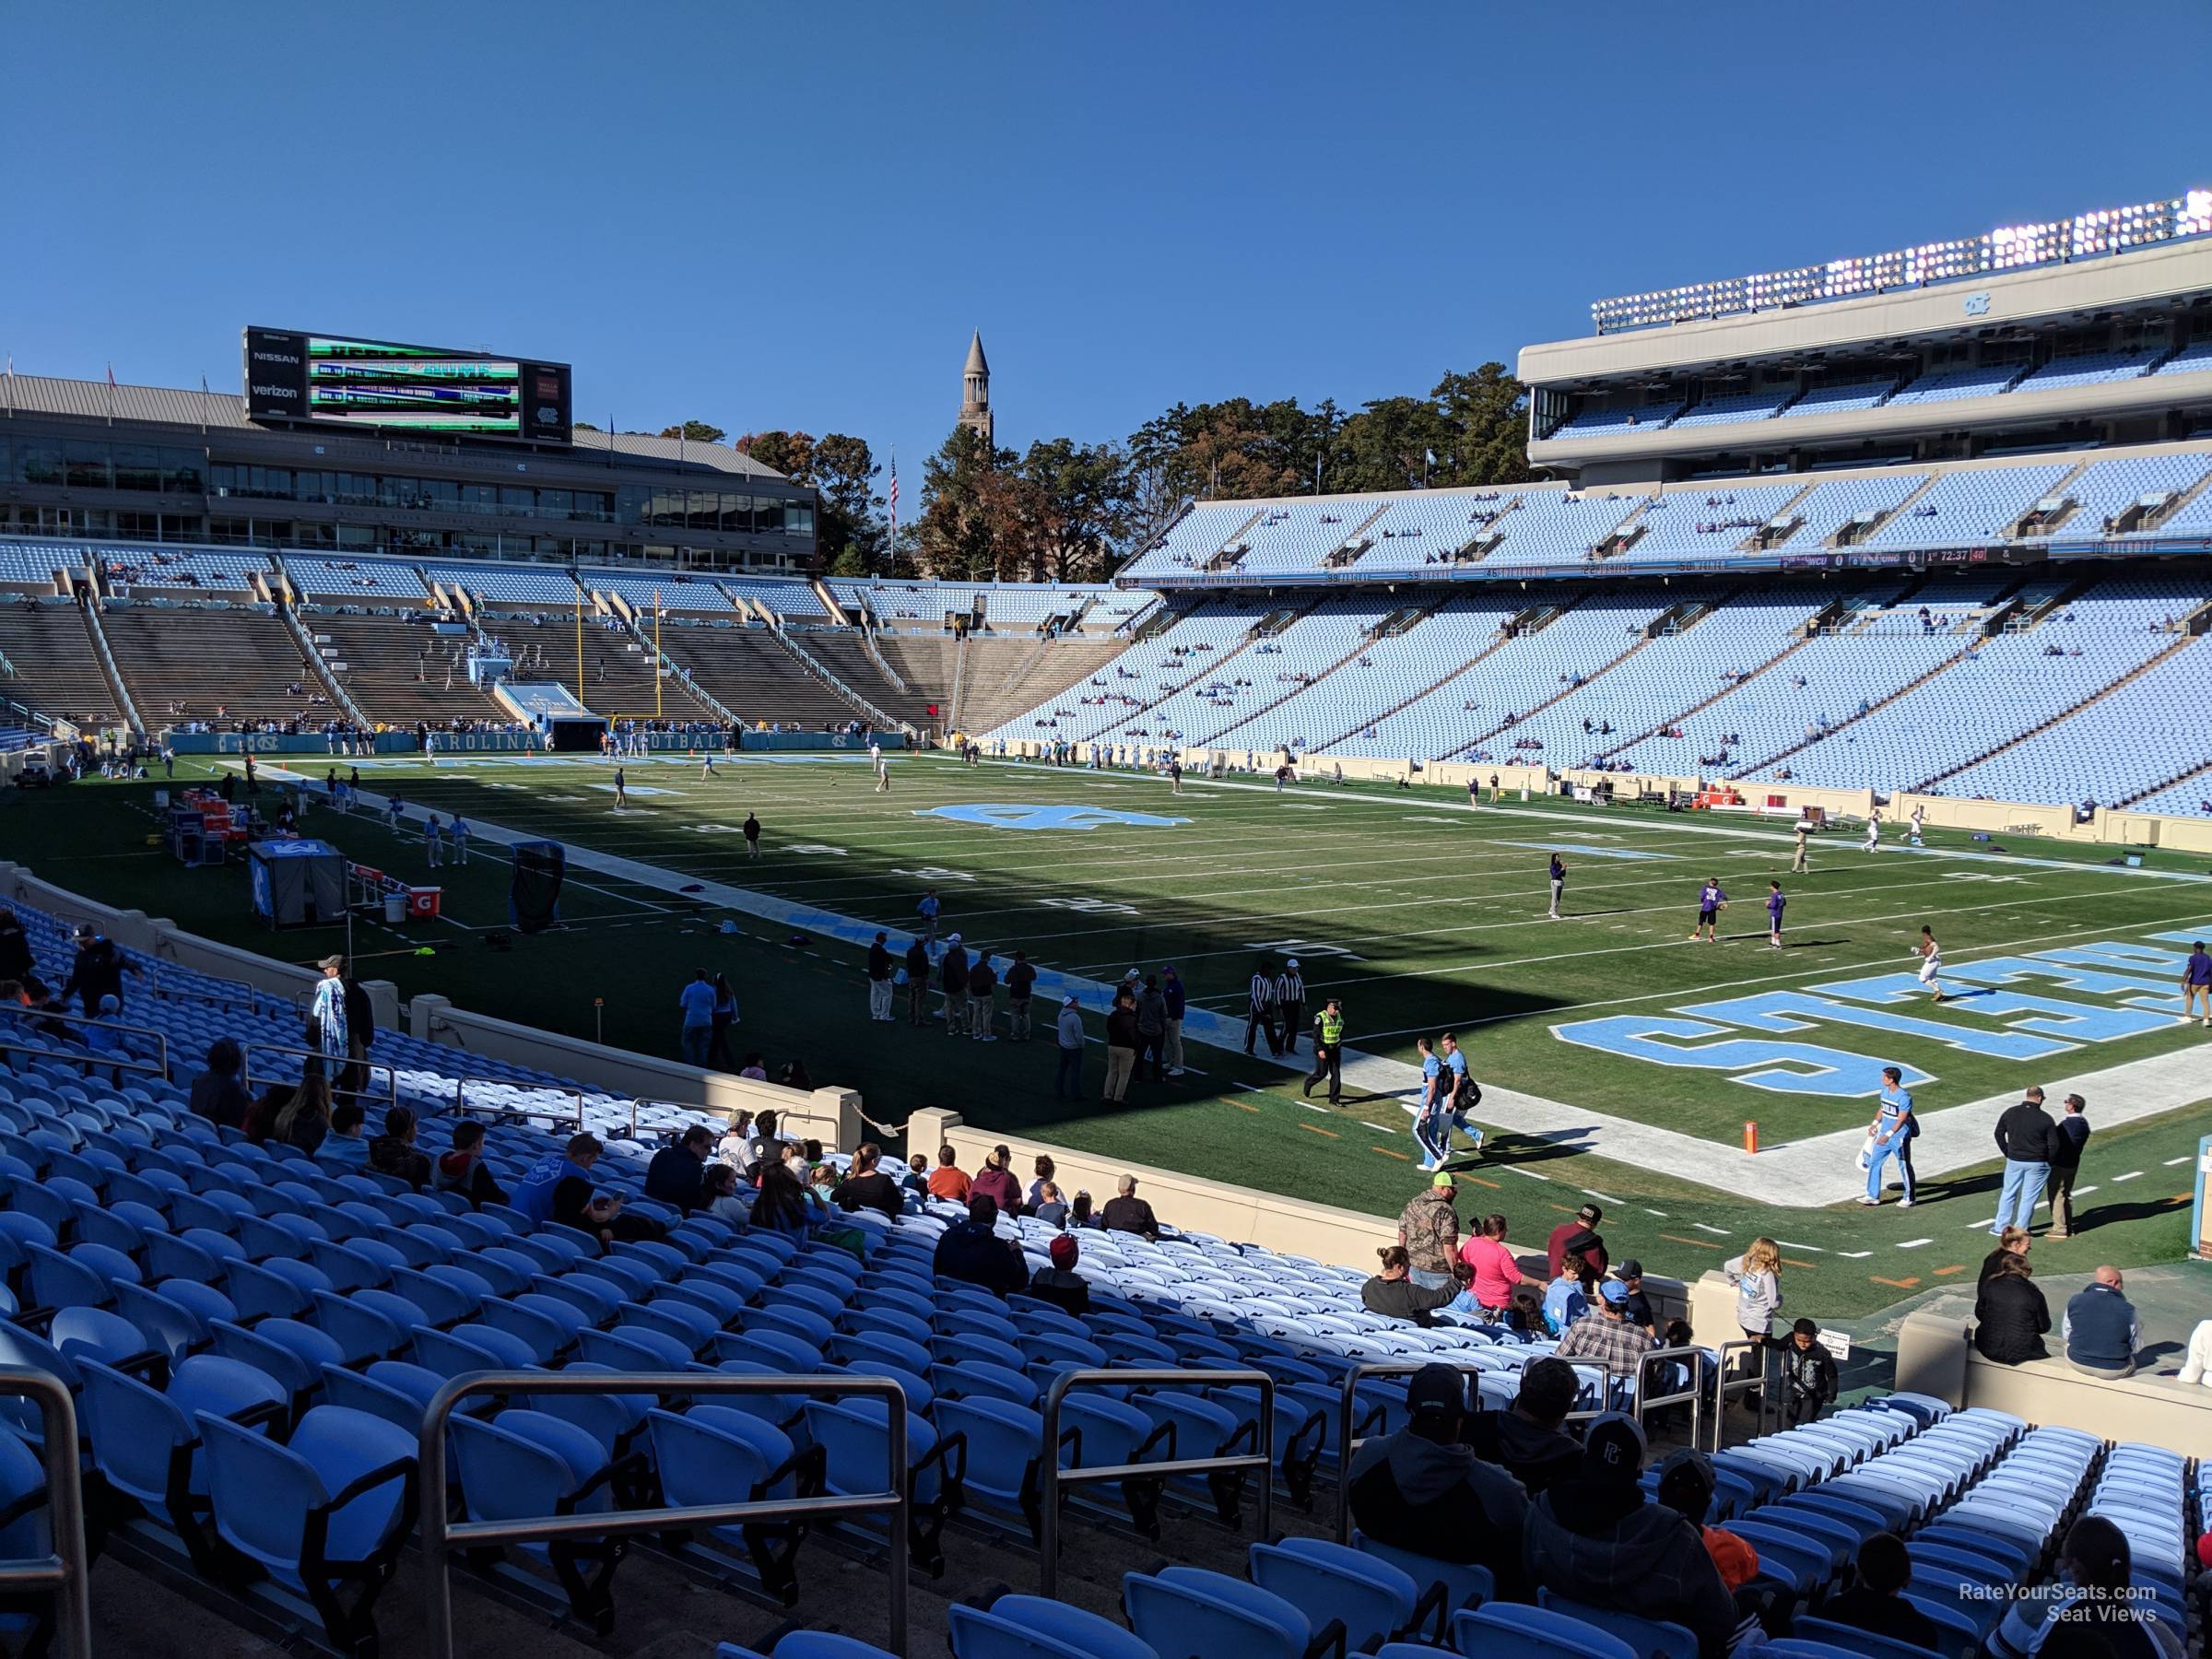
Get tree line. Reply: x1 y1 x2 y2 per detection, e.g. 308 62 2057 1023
633 363 1533 581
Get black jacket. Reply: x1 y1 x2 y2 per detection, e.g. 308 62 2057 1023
866 942 893 982
939 947 969 994
188 1068 251 1131
1025 1266 1090 1316
1361 1274 1460 1326
832 1170 904 1220
1972 1274 2051 1364
341 977 375 1044
1770 1337 1838 1407
1994 1100 2056 1163
60 937 131 1014
932 1219 1025 1296
0 913 32 983
1347 1428 1529 1581
1462 1410 1582 1498
1818 1587 1944 1654
644 1147 708 1211
2049 1112 2091 1171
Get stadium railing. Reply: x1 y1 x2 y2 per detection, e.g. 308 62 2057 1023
0 1365 93 1659
418 1370 912 1659
241 1041 399 1111
1039 1366 1275 1599
1630 1344 1707 1444
0 1004 168 1081
451 1076 584 1135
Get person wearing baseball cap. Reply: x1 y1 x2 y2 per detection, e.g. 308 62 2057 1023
1396 1172 1465 1294
1554 1278 1655 1377
1525 1413 1741 1655
1026 1230 1090 1317
1654 1447 1759 1594
1615 1259 1655 1337
1345 1363 1529 1587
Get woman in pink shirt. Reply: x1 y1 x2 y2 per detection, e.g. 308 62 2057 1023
1457 1213 1525 1315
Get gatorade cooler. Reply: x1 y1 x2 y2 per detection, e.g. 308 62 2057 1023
406 887 442 920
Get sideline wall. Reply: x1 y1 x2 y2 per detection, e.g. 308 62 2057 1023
0 859 848 1146
910 1105 1687 1322
1896 1307 2212 1443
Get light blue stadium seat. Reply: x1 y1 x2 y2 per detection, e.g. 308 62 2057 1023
1124 1566 1319 1659
1793 1616 1945 1658
450 1408 624 1633
1451 1602 1639 1658
948 1593 1159 1659
1535 1590 1699 1659
1251 1537 1418 1653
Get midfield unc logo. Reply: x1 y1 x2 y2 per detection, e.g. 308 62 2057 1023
917 803 1193 831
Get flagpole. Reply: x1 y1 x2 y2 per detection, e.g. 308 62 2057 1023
653 589 663 719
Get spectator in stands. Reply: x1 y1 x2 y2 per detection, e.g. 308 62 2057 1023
273 1076 333 1156
1458 1213 1525 1319
1030 1182 1069 1229
431 1119 505 1207
700 1163 747 1225
926 1145 971 1203
742 1109 788 1177
1101 1174 1159 1240
1463 1357 1579 1495
1724 1238 1783 1410
1987 1515 2182 1658
645 1124 714 1212
1979 1223 2031 1284
59 924 137 1018
515 1133 665 1247
1347 1363 1529 1592
1614 1259 1656 1336
933 1195 1025 1296
1654 1449 1760 1599
1547 1203 1607 1281
2047 1092 2091 1239
1026 1154 1057 1211
1524 1415 1744 1657
1557 1280 1655 1378
1819 1532 1944 1652
749 1161 818 1238
367 1106 431 1187
1770 1318 1837 1425
1398 1173 1465 1292
1541 1262 1594 1336
970 1147 1022 1214
320 1101 369 1170
1028 1231 1090 1316
1362 1244 1459 1325
1973 1250 2050 1364
1053 995 1086 1099
0 906 29 987
187 1037 250 1130
832 1143 904 1219
2064 1265 2142 1380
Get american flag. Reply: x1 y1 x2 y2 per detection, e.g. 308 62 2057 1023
887 450 899 545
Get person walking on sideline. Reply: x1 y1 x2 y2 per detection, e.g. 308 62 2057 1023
1434 1031 1484 1163
1303 996 1346 1105
2046 1092 2090 1239
1102 989 1139 1102
1274 959 1306 1057
865 931 895 1022
1766 881 1786 948
1860 1065 1917 1207
1792 817 1810 873
1053 994 1086 1100
700 750 717 780
677 970 715 1065
902 935 930 1026
916 888 941 948
1908 804 1924 846
2181 939 2211 1028
612 768 628 810
1863 808 1880 853
1161 966 1186 1077
1414 1037 1450 1170
1243 957 1280 1056
451 815 469 865
1168 758 1182 795
1005 949 1036 1041
1689 877 1726 943
1992 1085 2057 1236
1914 924 1947 1003
422 811 443 866
1467 775 1480 812
1547 853 1566 921
742 812 761 859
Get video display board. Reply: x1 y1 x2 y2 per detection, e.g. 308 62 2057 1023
242 327 571 442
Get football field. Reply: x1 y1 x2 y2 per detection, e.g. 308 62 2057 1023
10 750 2207 1317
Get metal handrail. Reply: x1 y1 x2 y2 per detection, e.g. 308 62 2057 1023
0 1003 170 1078
452 1077 582 1134
419 1369 909 1659
0 1366 93 1657
626 1096 716 1140
148 970 285 1018
1040 1367 1272 1599
241 1041 400 1110
1707 1338 1777 1452
1333 1357 1506 1544
1630 1343 1706 1446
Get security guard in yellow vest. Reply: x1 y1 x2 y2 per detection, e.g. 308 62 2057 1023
1301 997 1346 1106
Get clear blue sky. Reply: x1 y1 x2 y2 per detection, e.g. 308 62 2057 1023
7 1 2206 489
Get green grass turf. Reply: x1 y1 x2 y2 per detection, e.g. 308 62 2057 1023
6 754 2204 1319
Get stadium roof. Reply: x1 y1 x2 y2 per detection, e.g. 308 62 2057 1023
0 371 785 479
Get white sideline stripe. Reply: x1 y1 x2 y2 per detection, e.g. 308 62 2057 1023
298 771 2212 1211
2163 1156 2192 1166
2111 1171 2144 1182
1897 1239 1935 1250
1582 1189 1622 1204
1692 1222 1730 1235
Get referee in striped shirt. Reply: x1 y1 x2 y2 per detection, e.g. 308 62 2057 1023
1245 959 1281 1056
1274 959 1306 1057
